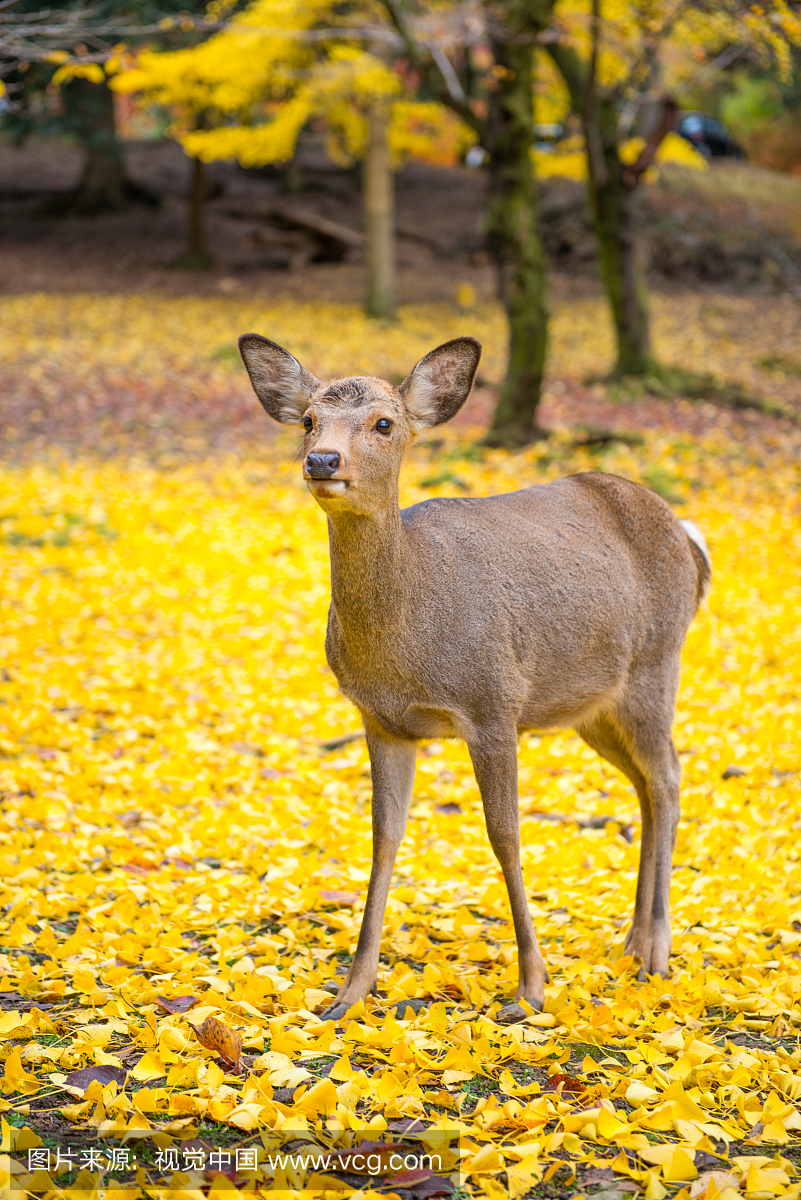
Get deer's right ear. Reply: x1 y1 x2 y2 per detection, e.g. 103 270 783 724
238 334 322 424
399 337 482 428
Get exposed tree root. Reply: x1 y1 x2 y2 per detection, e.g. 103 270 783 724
588 363 798 420
571 426 645 449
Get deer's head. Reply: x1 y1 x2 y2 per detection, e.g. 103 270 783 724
239 335 481 516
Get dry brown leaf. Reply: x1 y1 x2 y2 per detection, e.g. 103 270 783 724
205 1161 244 1185
156 994 200 1015
580 1169 617 1186
190 1015 243 1070
117 810 141 827
64 1064 128 1093
318 889 359 905
547 1072 585 1094
229 740 263 755
390 1172 455 1198
121 862 155 877
689 1171 740 1198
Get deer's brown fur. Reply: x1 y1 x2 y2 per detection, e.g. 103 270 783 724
239 333 710 1023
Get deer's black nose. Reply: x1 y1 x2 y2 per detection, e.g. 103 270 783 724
306 452 340 479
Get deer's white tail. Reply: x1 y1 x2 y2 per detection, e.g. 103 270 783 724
680 519 711 604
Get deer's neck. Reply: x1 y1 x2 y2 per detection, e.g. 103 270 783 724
327 503 408 635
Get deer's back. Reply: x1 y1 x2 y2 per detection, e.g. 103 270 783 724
329 473 701 739
401 473 695 620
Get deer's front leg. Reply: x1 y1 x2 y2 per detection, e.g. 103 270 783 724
469 731 548 1024
320 724 416 1022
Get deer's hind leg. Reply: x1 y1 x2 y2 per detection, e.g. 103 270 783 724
578 697 681 981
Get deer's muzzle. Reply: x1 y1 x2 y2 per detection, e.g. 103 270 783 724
306 452 341 479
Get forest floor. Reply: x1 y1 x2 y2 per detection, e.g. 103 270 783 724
0 139 801 1200
1 134 801 301
1 135 801 459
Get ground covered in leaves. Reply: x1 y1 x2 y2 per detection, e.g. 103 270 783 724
1 288 801 461
0 291 801 1200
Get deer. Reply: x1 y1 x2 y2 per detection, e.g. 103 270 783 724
238 332 711 1024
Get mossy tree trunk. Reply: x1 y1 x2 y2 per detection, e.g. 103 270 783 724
547 26 674 379
175 154 213 269
56 77 159 216
62 77 126 214
363 102 396 319
188 155 208 262
383 0 554 446
483 33 549 447
283 142 304 194
588 94 654 377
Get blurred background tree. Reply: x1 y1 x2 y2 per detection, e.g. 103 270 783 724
2 0 800 441
536 0 801 382
112 0 472 311
720 66 801 171
387 0 799 437
386 0 558 447
0 0 211 214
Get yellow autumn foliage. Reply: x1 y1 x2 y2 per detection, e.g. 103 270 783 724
0 292 799 1196
112 0 472 169
534 0 798 181
534 133 706 183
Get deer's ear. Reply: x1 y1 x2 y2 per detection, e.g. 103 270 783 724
239 334 322 424
399 337 482 428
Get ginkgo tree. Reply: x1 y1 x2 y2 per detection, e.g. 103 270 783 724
2 0 210 215
113 0 471 311
538 0 801 382
387 0 801 440
386 0 564 446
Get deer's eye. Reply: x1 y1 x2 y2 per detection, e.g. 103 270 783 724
303 416 313 432
375 418 393 434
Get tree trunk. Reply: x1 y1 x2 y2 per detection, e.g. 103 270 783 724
546 30 657 380
483 35 549 448
175 155 213 269
283 143 304 194
55 77 159 215
586 95 654 377
61 77 126 214
363 103 396 319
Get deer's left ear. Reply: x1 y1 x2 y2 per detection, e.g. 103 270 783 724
399 337 482 428
239 333 322 424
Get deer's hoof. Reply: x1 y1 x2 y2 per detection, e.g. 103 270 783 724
636 966 669 983
320 1001 357 1022
495 999 542 1025
394 998 428 1020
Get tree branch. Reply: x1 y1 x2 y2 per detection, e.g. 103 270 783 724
584 0 607 187
429 40 465 102
0 1 402 75
543 39 586 111
381 0 484 136
622 92 678 187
